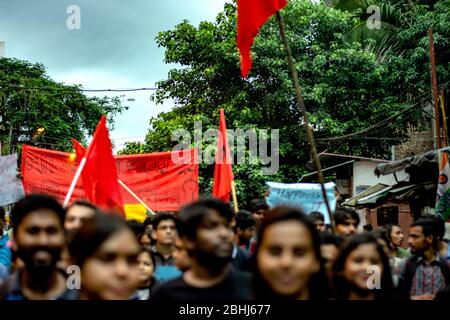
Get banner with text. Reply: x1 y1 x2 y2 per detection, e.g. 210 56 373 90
266 181 336 224
0 153 26 206
21 144 198 212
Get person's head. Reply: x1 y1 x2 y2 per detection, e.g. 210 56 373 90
137 232 152 246
11 194 66 277
372 228 393 257
363 224 373 232
136 247 155 287
384 223 404 248
177 198 234 271
319 232 343 279
253 206 327 300
126 220 145 237
68 212 141 300
333 207 360 237
249 199 269 223
408 218 438 254
310 212 326 233
233 210 256 244
143 216 153 234
151 212 177 247
332 233 394 300
64 200 96 233
0 207 5 234
173 234 192 272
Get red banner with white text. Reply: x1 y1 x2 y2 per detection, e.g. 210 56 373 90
21 144 198 213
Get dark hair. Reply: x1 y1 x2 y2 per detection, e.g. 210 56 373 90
11 194 65 234
178 198 233 240
333 207 360 226
67 200 97 211
320 231 343 247
332 233 395 300
422 214 445 240
363 224 373 232
383 223 400 242
234 210 255 233
143 216 153 228
151 212 176 230
310 211 324 223
68 211 134 267
411 218 439 250
251 206 329 300
126 220 145 237
0 207 5 222
249 199 269 213
138 246 156 267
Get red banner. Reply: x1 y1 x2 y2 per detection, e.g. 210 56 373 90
21 144 198 212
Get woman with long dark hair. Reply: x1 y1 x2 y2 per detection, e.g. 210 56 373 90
251 206 329 300
332 233 396 300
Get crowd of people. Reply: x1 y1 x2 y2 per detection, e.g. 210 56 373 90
0 193 449 300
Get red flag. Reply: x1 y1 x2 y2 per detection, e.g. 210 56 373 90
212 109 234 202
237 0 287 77
74 116 124 215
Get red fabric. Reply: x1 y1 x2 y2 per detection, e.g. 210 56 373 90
237 0 287 77
212 109 234 202
76 116 124 214
71 138 86 163
21 145 198 211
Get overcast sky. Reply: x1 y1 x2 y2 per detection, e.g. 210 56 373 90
0 0 228 150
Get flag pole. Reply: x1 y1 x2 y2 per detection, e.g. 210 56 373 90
276 11 335 232
63 157 87 208
231 180 239 213
118 179 156 216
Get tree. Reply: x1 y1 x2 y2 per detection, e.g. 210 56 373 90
121 0 449 206
0 58 128 154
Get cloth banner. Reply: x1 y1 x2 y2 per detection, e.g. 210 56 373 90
266 181 336 224
435 151 450 221
0 154 26 206
21 145 198 212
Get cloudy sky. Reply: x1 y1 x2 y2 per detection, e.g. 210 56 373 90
0 0 228 150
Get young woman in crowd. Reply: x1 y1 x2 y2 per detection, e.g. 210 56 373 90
68 212 141 300
332 233 396 300
133 247 158 300
251 206 329 300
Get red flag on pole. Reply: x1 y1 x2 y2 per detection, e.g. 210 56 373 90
212 109 234 202
237 0 287 77
73 116 124 215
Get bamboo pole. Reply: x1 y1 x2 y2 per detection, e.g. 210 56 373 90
276 12 334 232
63 157 87 208
440 88 448 147
428 29 442 149
118 179 155 216
231 180 239 213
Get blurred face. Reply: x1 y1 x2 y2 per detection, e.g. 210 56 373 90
321 244 339 278
314 220 326 233
343 243 383 292
139 233 151 246
80 229 141 300
64 205 95 232
153 219 176 246
252 209 268 223
390 226 404 247
408 226 432 254
173 236 191 272
187 210 233 269
14 209 65 275
239 226 256 242
137 251 154 286
257 220 320 298
336 218 358 237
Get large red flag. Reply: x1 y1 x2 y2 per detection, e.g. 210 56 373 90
237 0 288 77
74 116 124 215
212 109 234 202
